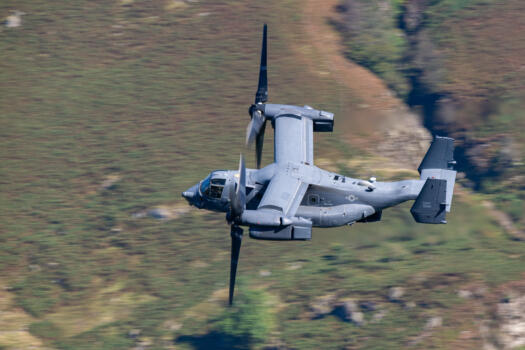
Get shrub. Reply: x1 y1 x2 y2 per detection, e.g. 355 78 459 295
335 0 410 97
14 275 61 317
212 289 274 349
29 320 62 340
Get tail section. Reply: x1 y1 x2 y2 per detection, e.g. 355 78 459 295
411 136 457 224
411 178 447 224
418 135 456 173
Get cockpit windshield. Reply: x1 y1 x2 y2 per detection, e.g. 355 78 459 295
200 175 226 199
200 176 211 196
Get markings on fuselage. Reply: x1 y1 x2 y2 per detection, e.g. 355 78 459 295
346 194 358 202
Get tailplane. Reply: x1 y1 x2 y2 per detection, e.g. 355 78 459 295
411 136 457 224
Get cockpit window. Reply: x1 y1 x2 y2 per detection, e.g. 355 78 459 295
200 176 225 199
209 183 224 198
200 176 211 195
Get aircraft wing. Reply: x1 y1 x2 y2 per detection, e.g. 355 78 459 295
257 168 309 217
274 115 314 165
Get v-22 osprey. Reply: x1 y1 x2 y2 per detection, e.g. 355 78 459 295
182 25 457 305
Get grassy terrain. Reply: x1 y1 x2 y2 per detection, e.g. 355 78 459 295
1 0 524 349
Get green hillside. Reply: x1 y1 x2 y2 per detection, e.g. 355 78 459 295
333 0 525 231
0 0 524 349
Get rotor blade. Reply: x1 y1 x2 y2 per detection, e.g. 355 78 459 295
255 24 268 104
237 154 246 200
229 225 243 305
246 109 265 146
230 154 246 218
255 120 266 169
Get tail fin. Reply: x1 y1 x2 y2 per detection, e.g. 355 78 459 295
418 135 456 174
411 136 457 224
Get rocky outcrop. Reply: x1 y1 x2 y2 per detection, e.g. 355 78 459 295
497 293 525 349
308 294 384 325
388 286 405 302
309 294 338 319
478 282 525 350
333 299 364 325
4 11 25 28
407 315 443 346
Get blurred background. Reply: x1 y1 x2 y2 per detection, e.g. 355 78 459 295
0 0 524 349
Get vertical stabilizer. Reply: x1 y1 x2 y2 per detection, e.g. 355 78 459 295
418 136 457 212
418 136 456 173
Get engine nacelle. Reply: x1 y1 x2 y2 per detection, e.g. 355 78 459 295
357 210 382 223
249 221 312 240
312 110 334 132
260 104 334 133
240 209 292 227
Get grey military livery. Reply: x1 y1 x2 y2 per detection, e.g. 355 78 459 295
182 25 457 305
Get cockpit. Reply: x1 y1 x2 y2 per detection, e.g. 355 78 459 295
200 174 226 200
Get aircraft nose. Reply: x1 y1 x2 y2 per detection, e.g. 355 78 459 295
182 191 194 200
182 191 195 201
181 184 199 204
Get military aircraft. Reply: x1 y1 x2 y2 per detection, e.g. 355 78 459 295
182 25 457 305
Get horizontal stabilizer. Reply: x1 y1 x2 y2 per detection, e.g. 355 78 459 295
411 179 447 224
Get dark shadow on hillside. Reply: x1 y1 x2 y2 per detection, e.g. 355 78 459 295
176 332 251 350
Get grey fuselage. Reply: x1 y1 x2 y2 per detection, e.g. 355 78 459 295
186 162 425 228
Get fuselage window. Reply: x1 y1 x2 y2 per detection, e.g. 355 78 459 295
309 194 319 205
211 178 226 186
